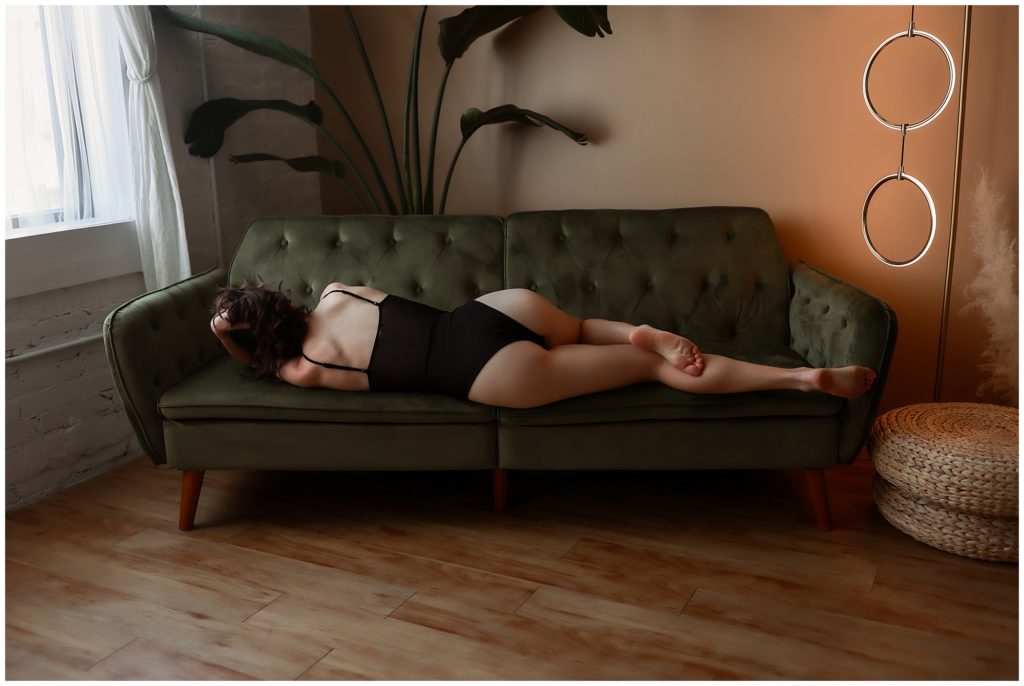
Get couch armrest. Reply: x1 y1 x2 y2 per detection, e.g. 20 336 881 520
103 267 228 465
789 261 898 464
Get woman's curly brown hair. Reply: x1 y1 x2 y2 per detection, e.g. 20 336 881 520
210 279 311 380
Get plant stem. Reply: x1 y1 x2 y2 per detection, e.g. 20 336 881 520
343 7 408 214
408 7 427 214
438 137 467 215
402 55 414 214
313 122 381 213
318 80 397 214
422 62 452 214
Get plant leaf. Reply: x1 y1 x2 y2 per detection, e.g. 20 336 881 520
552 6 613 37
185 98 323 158
437 6 540 65
459 105 588 145
229 153 346 180
152 6 320 79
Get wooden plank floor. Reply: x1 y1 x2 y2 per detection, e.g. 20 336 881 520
6 452 1018 679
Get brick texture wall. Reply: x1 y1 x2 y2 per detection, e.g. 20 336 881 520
5 5 320 511
6 274 145 509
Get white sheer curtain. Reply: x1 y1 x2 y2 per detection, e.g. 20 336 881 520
5 6 132 229
113 5 191 291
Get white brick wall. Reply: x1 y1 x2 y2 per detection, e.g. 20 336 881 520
5 5 319 511
5 274 145 510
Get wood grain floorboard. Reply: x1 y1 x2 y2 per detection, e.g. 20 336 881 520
361 524 698 611
86 637 254 680
515 584 683 631
389 589 754 679
221 525 539 614
677 587 1015 679
5 454 1018 679
4 616 128 680
244 592 589 680
5 557 331 679
113 528 416 617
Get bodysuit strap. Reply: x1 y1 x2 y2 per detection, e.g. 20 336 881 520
301 353 367 373
323 288 381 306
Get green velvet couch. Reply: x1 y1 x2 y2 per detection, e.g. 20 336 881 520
103 207 897 531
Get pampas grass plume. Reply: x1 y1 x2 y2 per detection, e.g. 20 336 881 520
960 168 1018 404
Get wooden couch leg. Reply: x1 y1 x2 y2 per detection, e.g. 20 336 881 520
179 469 205 531
493 467 508 512
802 468 833 531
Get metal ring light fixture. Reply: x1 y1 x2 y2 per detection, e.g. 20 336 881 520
861 8 956 268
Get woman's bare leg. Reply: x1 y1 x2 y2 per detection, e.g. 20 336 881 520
468 342 875 409
475 289 703 373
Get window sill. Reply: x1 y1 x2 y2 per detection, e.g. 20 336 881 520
5 219 141 299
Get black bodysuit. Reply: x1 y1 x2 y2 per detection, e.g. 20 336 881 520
301 290 548 399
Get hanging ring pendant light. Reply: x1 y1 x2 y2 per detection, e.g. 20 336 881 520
861 8 956 267
863 29 957 131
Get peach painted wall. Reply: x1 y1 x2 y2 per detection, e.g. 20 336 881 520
310 5 1018 412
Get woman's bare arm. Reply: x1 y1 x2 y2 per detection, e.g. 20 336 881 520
210 311 254 368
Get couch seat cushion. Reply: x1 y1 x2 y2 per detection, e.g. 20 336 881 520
498 344 843 426
159 356 495 423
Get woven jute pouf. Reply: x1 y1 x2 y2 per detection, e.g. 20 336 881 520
868 402 1018 562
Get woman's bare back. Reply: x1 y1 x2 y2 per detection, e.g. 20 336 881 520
278 283 386 389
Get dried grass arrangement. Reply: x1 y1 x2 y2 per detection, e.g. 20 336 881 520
960 168 1019 404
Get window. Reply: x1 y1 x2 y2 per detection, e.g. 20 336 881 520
5 6 132 234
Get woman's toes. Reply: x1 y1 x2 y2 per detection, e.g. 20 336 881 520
682 362 704 377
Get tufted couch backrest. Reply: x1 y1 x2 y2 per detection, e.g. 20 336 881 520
505 207 791 347
229 208 791 348
229 215 506 310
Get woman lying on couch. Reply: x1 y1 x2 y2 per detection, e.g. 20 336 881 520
210 281 875 409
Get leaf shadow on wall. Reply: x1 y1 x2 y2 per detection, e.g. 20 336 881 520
481 9 611 213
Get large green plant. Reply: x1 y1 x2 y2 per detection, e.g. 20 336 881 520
154 5 611 215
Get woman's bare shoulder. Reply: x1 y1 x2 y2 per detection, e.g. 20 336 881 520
276 356 368 391
276 357 316 387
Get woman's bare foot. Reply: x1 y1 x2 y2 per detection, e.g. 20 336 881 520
628 325 704 376
801 366 876 398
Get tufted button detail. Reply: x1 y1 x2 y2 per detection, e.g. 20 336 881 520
388 237 397 246
724 231 734 243
415 284 424 295
587 282 596 293
558 234 566 243
444 234 452 244
280 239 288 247
529 283 538 291
306 286 313 294
645 279 654 291
823 305 830 314
840 318 848 328
336 239 343 248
